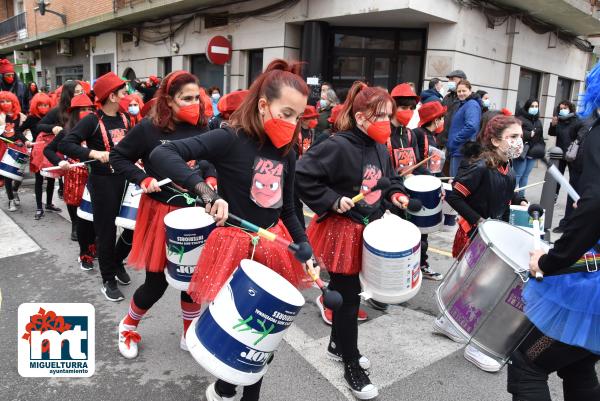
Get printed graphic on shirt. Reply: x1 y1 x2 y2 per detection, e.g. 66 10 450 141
110 128 127 146
393 148 416 173
428 146 445 174
2 122 15 138
360 164 383 206
251 157 284 209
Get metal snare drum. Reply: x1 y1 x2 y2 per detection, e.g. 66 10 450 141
435 220 550 364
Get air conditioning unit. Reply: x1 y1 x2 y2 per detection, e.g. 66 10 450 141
57 39 72 56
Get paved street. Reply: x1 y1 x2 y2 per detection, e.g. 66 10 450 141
0 164 595 401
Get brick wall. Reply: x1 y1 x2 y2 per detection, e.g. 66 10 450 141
24 0 113 37
0 0 15 21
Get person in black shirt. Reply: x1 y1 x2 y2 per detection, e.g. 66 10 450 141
59 72 132 302
150 59 314 401
296 82 410 401
110 71 211 360
44 94 97 269
0 59 28 112
387 83 422 175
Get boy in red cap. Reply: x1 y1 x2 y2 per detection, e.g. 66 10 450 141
59 72 132 302
0 59 28 113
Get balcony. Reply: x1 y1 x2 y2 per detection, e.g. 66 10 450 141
114 0 148 10
0 12 27 44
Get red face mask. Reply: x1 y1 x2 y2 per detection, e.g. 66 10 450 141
79 110 92 120
365 120 392 144
37 105 50 116
263 113 297 148
435 121 444 134
395 109 414 127
0 103 13 113
307 119 318 129
175 104 200 126
4 75 14 85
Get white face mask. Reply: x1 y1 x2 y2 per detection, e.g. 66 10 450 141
128 105 140 116
503 137 524 159
211 93 220 100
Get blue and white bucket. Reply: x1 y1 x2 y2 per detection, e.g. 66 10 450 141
360 212 422 304
77 184 93 222
186 259 305 385
442 183 457 231
404 175 443 234
115 182 142 230
0 147 29 181
163 207 216 291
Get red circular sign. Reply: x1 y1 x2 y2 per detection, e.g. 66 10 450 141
206 36 232 65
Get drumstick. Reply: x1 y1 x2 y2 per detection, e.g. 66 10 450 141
528 204 545 281
351 177 391 203
438 176 454 181
131 178 172 196
514 181 545 193
42 159 96 172
543 158 580 202
400 156 432 177
0 136 16 144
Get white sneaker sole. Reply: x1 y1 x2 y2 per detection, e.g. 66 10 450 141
101 286 124 302
348 384 378 400
115 275 131 285
464 349 502 373
433 318 467 344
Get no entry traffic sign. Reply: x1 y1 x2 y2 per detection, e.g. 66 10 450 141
206 36 232 65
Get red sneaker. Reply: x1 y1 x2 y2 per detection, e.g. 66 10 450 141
357 307 368 321
316 295 333 325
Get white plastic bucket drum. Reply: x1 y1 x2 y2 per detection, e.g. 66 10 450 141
509 205 545 238
436 220 550 364
163 207 216 291
76 184 93 222
360 212 422 303
115 182 142 230
404 175 443 234
186 259 305 386
0 147 29 181
442 183 457 231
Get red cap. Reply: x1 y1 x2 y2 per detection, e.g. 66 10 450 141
327 104 344 124
140 97 157 118
217 90 248 115
301 105 319 120
0 59 14 74
390 83 419 101
78 80 91 95
68 94 94 112
149 75 160 85
418 101 447 126
93 72 126 103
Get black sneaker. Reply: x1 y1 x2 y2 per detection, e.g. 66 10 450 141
71 227 78 241
115 266 131 285
421 265 444 281
102 280 124 302
327 341 371 370
58 188 63 199
34 209 44 220
78 254 94 271
45 204 62 212
344 360 378 399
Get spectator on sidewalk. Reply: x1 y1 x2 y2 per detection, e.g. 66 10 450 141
440 69 467 148
548 100 580 199
420 78 444 104
476 90 491 113
514 99 546 197
316 82 339 133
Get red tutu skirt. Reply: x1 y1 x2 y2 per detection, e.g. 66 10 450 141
128 195 183 272
187 220 310 304
29 132 57 174
307 214 365 275
63 166 88 206
452 225 471 259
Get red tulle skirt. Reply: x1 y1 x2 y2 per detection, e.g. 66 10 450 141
128 195 183 272
307 214 365 275
187 220 310 304
452 225 471 259
63 166 88 206
29 132 56 173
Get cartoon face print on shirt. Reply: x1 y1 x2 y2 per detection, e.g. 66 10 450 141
393 148 416 174
360 164 383 206
3 122 15 138
251 157 284 209
110 128 127 146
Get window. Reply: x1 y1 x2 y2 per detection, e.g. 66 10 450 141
517 68 541 111
95 63 112 79
161 57 172 76
555 77 573 104
55 65 83 86
190 55 224 90
122 33 133 44
248 50 263 87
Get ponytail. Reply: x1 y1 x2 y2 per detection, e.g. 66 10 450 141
334 81 394 132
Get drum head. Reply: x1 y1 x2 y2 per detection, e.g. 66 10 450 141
479 220 549 273
404 175 442 191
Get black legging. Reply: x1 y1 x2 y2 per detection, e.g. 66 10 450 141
66 205 95 255
34 172 55 209
116 229 133 266
507 326 600 401
132 271 193 310
4 178 21 200
329 273 361 362
216 378 263 401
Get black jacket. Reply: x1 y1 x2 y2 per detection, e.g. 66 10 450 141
440 91 460 148
1 77 27 113
571 113 597 174
296 127 406 225
548 114 581 152
516 110 545 159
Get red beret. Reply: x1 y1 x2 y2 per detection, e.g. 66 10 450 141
0 59 14 74
301 105 319 119
418 101 447 126
217 90 248 115
68 94 94 112
93 72 126 103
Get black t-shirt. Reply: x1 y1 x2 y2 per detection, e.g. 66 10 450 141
149 127 307 243
59 110 129 175
110 118 210 206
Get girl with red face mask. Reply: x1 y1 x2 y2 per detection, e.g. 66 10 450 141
109 71 214 361
0 91 28 211
44 94 97 269
295 81 410 401
150 60 314 401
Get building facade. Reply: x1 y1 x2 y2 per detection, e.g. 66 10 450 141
0 0 599 128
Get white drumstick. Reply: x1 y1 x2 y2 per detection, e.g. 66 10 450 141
544 160 580 202
514 181 545 193
131 178 172 196
42 160 94 171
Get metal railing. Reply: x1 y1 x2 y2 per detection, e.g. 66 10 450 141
0 12 26 40
114 0 147 11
